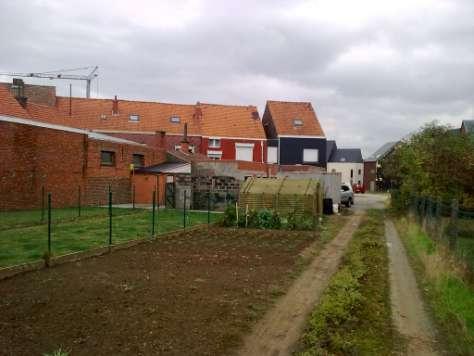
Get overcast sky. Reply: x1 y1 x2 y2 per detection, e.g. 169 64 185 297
1 0 473 156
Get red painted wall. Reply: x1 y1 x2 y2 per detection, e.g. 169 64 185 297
200 137 266 162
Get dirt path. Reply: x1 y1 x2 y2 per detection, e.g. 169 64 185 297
238 214 362 356
385 219 439 355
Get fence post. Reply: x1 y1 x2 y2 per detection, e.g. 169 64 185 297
183 190 187 230
108 186 112 247
47 192 52 260
78 186 81 217
41 186 45 222
207 191 211 225
132 184 136 210
449 199 458 250
435 198 442 240
152 190 156 238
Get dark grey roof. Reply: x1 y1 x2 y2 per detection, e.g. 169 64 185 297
135 162 190 174
329 148 363 163
462 120 474 133
326 140 337 161
366 141 398 161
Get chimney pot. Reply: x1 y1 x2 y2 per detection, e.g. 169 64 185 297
112 95 119 115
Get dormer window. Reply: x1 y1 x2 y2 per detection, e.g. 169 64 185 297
293 119 303 127
170 116 181 123
129 114 140 122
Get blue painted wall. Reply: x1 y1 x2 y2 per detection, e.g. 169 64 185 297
278 137 327 167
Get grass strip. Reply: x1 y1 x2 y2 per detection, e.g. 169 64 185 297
395 218 474 354
297 209 394 355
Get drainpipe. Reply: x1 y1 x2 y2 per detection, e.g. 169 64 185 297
277 136 281 165
261 141 264 163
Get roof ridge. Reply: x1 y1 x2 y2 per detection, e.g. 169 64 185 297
56 96 197 107
199 102 258 109
267 100 312 105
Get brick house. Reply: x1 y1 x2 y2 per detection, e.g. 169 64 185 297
0 85 165 210
262 100 327 167
1 81 267 163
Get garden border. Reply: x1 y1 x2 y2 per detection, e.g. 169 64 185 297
0 224 207 281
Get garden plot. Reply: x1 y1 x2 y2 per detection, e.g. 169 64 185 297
0 226 326 356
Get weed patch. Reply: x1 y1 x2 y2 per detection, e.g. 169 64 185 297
297 210 394 355
396 219 474 354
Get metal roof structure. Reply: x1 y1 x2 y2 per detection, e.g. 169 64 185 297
328 148 363 163
366 141 398 161
136 162 191 174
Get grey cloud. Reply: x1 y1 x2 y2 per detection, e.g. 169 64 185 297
0 0 473 156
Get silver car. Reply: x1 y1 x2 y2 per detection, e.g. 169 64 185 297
340 183 354 207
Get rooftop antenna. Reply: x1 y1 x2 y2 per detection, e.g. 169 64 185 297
0 66 99 98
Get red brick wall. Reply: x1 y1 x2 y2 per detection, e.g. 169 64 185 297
105 132 167 149
84 140 165 205
0 122 86 210
166 134 202 153
4 83 56 106
0 121 167 210
363 161 377 192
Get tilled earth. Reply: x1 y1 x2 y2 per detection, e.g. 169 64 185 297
0 227 318 355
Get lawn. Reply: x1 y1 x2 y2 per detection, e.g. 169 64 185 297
0 207 220 268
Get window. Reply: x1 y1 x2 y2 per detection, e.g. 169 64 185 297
175 144 195 153
350 169 354 178
207 150 222 160
129 114 140 122
101 151 115 166
208 138 221 148
341 185 350 192
235 143 254 161
303 148 318 162
358 169 361 175
170 116 180 123
132 154 145 168
293 118 303 127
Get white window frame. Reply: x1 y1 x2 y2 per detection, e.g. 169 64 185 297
208 138 221 148
174 144 195 153
303 148 319 163
207 150 222 160
129 114 140 122
293 118 303 127
170 116 181 123
235 143 254 162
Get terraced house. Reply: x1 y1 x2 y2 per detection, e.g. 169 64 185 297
2 80 268 163
262 100 327 167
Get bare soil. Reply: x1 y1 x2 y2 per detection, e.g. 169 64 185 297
238 214 362 356
0 227 319 356
385 219 439 355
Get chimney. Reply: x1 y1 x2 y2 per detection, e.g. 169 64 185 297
252 111 260 120
112 95 119 115
180 123 190 154
11 78 28 108
193 102 202 120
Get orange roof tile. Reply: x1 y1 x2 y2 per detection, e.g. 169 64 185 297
24 96 266 139
198 103 265 139
0 85 30 119
265 100 325 137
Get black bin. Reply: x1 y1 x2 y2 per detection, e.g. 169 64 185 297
323 198 333 215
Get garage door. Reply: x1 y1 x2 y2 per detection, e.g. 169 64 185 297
236 143 254 161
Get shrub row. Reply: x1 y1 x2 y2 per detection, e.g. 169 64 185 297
220 205 317 231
